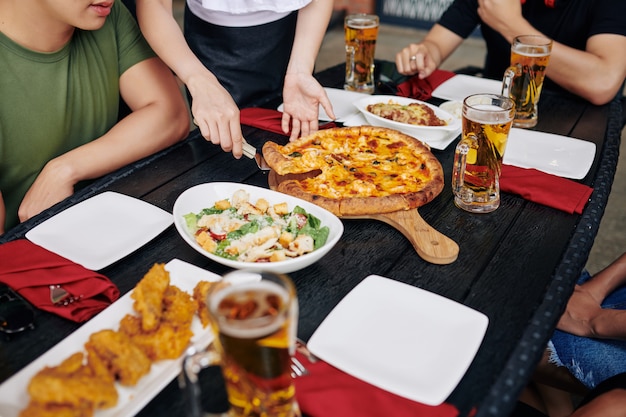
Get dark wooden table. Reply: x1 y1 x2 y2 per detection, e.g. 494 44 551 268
0 62 622 417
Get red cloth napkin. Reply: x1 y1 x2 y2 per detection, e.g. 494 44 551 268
294 353 460 417
0 239 120 322
396 69 456 101
500 165 593 214
240 107 337 136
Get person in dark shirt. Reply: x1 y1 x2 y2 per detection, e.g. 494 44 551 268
395 0 626 105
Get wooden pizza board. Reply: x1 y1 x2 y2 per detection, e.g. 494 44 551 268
268 171 459 265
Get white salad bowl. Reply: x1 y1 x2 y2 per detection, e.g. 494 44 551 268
173 182 344 274
353 95 461 143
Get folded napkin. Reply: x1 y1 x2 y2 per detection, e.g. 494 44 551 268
396 69 456 101
0 239 120 322
240 107 337 136
294 353 460 417
500 165 594 214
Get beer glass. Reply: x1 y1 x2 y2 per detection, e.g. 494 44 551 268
452 94 515 213
181 270 301 417
344 13 379 94
501 35 552 128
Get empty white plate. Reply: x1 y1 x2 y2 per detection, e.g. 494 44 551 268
431 75 502 102
504 128 596 179
308 275 489 406
26 192 173 270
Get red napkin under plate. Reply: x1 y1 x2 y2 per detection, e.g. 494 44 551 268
500 165 593 214
294 352 460 417
396 69 456 101
0 239 120 322
240 108 337 137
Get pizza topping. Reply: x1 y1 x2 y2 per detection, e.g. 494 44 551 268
366 100 447 127
262 126 444 216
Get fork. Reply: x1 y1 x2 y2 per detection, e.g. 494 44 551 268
290 356 309 378
242 139 271 171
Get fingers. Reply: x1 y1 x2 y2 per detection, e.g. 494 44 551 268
395 44 429 76
193 115 244 159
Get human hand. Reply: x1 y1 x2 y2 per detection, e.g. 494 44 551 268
18 161 74 223
477 0 525 41
281 73 335 142
557 284 604 337
395 42 439 79
187 75 244 158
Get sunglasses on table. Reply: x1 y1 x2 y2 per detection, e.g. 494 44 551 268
0 284 35 335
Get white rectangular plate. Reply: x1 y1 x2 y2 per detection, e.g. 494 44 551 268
504 128 596 179
308 275 489 406
431 74 502 102
277 87 370 122
26 192 173 270
0 259 220 417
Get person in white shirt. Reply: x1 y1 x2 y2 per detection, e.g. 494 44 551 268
135 0 336 158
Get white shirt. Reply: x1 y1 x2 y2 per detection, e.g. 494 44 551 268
187 0 312 27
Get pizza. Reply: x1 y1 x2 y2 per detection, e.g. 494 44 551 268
261 126 444 216
366 100 447 126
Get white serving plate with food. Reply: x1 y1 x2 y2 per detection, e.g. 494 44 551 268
308 275 489 406
173 182 344 274
353 95 461 143
341 112 460 151
503 128 596 180
0 259 220 417
431 74 503 102
25 192 173 270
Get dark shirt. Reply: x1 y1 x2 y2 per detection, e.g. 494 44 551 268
438 0 626 93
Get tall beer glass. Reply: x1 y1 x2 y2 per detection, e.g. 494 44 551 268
344 13 379 94
452 94 515 213
181 270 300 417
501 35 552 128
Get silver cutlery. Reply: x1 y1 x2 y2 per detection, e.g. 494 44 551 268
242 139 271 171
49 285 82 306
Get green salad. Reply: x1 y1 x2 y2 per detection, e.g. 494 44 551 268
184 189 330 263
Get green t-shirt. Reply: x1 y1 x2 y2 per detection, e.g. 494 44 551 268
0 2 155 231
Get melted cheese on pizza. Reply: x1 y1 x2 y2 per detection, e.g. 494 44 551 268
366 101 447 126
285 131 431 198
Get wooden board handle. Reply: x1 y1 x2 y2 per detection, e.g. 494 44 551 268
360 210 459 265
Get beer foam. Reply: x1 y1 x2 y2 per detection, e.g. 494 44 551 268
347 19 378 29
465 104 513 124
210 281 290 339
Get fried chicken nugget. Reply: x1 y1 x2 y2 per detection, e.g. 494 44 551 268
85 329 151 386
25 352 118 412
119 314 193 360
162 285 196 328
193 280 216 328
131 263 170 332
19 402 94 417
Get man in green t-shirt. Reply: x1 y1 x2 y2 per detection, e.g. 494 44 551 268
0 0 190 234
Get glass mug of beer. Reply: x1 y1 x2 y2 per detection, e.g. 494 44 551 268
344 13 379 94
181 270 301 417
501 34 552 128
452 94 515 213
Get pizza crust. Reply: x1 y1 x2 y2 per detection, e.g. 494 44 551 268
263 126 444 216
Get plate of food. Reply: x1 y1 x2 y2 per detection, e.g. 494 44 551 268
173 183 344 274
308 275 489 405
353 95 461 147
0 259 221 417
25 192 173 270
